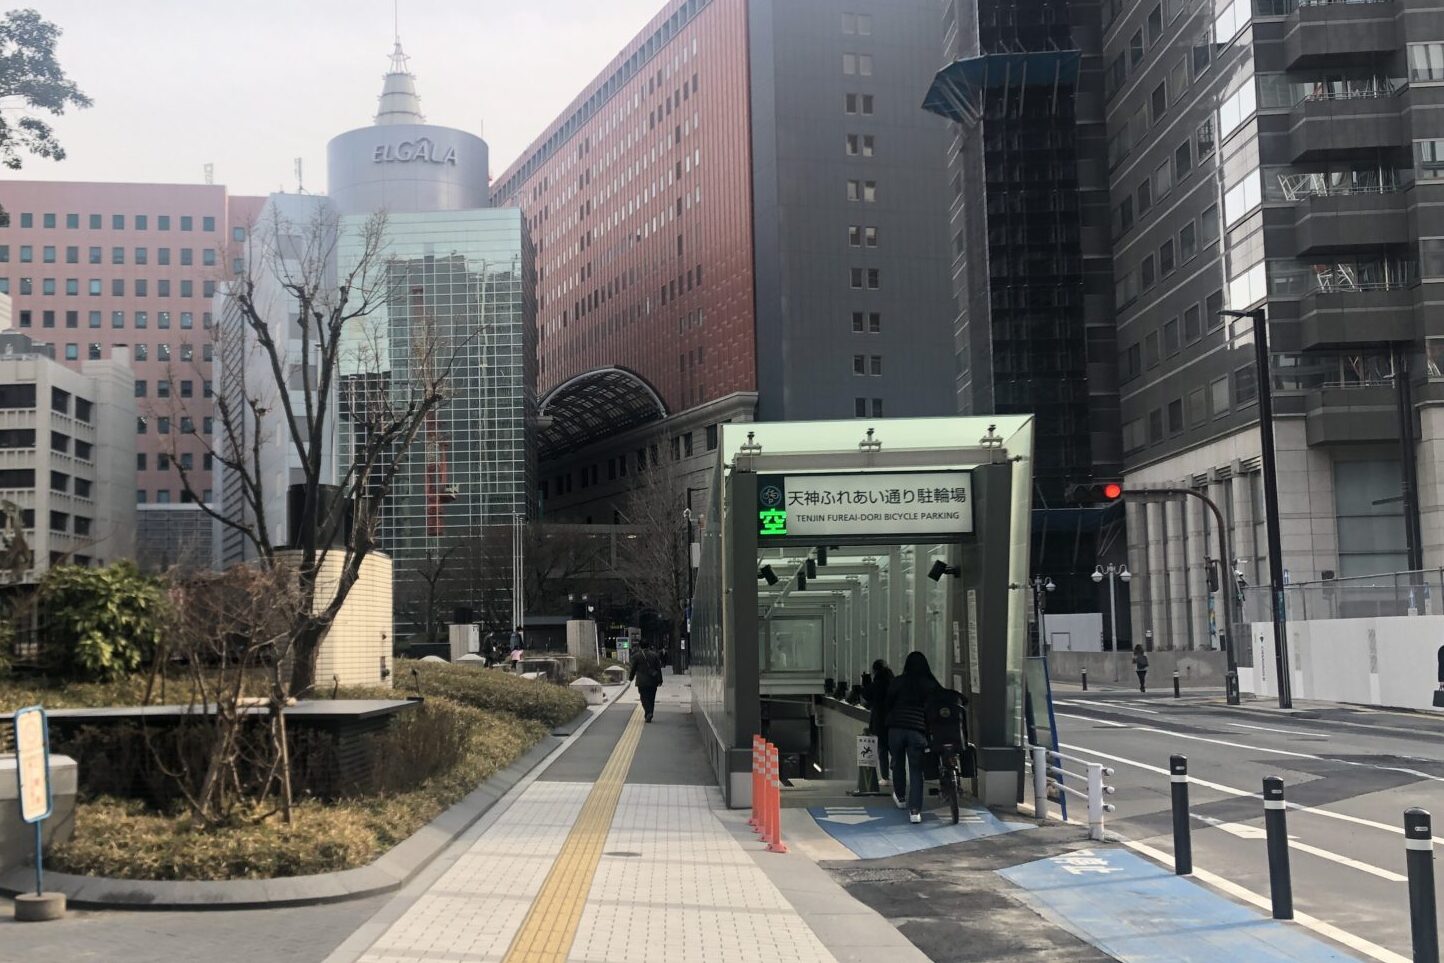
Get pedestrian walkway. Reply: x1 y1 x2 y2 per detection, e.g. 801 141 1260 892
342 678 920 963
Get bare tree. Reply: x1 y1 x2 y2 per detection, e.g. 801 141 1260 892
615 447 692 639
163 203 466 697
157 564 306 826
395 538 465 646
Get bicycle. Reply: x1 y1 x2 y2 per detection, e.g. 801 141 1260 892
925 689 971 825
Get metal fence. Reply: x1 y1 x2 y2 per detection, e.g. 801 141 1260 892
1237 568 1444 623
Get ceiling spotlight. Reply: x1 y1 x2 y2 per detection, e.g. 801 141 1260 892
758 564 778 586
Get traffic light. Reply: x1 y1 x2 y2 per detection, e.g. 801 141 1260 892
1066 481 1125 505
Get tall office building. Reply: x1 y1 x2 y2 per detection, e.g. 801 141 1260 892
1100 0 1444 647
0 182 263 568
219 42 535 632
0 331 136 580
490 0 958 520
922 0 1125 622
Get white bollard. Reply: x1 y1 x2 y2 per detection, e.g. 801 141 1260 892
1032 745 1049 822
1087 762 1106 841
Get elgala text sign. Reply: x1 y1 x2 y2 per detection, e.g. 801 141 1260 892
14 705 51 824
758 471 974 539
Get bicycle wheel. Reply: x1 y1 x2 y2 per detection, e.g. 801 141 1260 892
941 758 960 824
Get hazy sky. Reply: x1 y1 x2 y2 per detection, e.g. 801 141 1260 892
2 0 666 196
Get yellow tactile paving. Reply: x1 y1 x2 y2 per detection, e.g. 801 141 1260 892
502 704 646 963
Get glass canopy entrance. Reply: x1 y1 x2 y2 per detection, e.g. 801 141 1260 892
690 416 1035 809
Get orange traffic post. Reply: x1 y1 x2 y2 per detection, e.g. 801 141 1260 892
756 733 768 831
766 742 788 853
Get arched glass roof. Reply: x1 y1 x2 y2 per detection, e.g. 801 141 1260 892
537 366 668 461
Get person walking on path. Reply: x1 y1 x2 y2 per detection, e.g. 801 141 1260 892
866 659 894 785
629 641 665 722
1133 644 1150 693
884 651 940 824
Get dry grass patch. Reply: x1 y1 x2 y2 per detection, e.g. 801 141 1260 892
49 697 546 880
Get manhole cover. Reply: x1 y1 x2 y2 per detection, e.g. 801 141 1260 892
604 851 642 858
841 868 921 884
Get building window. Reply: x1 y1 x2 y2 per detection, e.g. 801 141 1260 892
88 310 100 328
1168 398 1184 435
65 213 78 229
1159 239 1175 276
1234 364 1258 406
1184 304 1202 342
232 226 246 242
180 248 193 266
158 215 170 230
42 246 54 263
1141 254 1156 290
1409 43 1444 82
87 246 100 264
180 216 192 231
155 490 170 504
158 248 170 265
1179 221 1197 260
855 397 867 417
1175 141 1192 179
1164 317 1180 355
65 344 78 361
134 380 146 397
88 343 100 360
111 310 124 329
19 246 31 263
844 93 874 115
65 278 77 295
852 311 865 332
1218 81 1256 140
157 380 170 399
1416 139 1444 180
1151 82 1167 123
202 215 215 231
111 278 124 296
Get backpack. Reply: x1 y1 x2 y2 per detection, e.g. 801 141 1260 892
1136 652 1150 669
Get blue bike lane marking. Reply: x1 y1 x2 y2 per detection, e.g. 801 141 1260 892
999 849 1357 962
807 805 1030 859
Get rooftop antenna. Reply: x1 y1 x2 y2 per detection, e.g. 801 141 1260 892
294 157 304 194
203 163 214 185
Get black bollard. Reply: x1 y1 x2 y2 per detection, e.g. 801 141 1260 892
1263 776 1293 919
1171 754 1192 875
1173 671 1181 698
1082 667 1088 691
1405 808 1438 963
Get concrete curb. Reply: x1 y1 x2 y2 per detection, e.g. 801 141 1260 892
0 705 597 911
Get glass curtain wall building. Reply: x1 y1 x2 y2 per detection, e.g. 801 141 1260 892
337 212 536 628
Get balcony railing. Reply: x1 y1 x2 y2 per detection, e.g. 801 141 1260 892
1256 0 1390 15
1277 168 1409 200
1299 76 1401 102
1313 260 1417 293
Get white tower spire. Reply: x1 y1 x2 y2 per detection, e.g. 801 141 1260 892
375 15 424 127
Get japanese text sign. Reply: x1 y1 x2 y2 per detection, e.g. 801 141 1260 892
757 472 974 539
13 705 51 824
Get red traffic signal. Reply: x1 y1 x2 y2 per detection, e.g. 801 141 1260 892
1066 481 1126 505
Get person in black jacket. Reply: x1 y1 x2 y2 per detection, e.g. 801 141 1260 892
629 641 664 722
866 659 894 783
885 650 940 823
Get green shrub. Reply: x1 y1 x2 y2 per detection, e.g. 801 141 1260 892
396 659 586 728
37 562 168 681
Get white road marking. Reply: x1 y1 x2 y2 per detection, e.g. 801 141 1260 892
1058 741 1444 845
1060 708 1444 783
1055 698 1160 714
1191 814 1408 882
1054 711 1128 728
1121 838 1410 963
1228 722 1327 738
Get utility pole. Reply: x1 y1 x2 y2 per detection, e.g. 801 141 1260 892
1220 307 1290 708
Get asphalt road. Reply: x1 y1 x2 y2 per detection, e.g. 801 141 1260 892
1052 684 1444 961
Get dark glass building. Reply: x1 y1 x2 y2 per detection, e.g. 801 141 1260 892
926 0 1127 629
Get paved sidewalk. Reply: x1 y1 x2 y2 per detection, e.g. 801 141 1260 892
339 678 918 963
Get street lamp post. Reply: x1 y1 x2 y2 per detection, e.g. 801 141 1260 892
1031 576 1056 655
1091 563 1132 651
1219 306 1291 708
682 486 704 672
